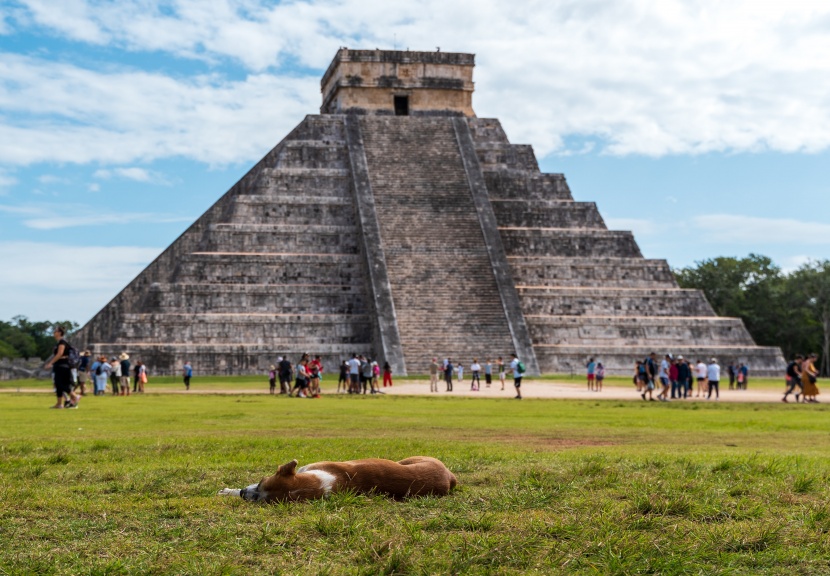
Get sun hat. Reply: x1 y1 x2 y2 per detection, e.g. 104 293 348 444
119 352 129 360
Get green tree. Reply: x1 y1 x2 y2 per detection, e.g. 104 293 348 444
789 261 830 375
0 317 79 360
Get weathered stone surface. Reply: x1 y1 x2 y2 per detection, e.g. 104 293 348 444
69 50 785 377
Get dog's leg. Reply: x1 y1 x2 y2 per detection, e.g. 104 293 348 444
217 488 242 497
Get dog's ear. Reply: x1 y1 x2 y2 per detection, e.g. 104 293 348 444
277 459 298 477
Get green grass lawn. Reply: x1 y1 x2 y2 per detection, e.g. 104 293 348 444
1 392 828 575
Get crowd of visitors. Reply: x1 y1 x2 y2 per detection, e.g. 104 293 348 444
630 353 724 401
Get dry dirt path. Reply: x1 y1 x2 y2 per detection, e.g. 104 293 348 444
2 380 800 403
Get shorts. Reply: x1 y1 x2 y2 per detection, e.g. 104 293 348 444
499 372 506 379
350 374 359 384
659 376 669 386
485 374 492 384
514 376 522 388
294 378 308 389
587 374 595 380
696 377 705 382
78 371 88 384
280 373 291 385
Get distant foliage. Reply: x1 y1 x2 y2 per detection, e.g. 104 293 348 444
674 255 830 374
0 317 79 360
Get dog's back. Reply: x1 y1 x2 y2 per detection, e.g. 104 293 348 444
304 456 457 498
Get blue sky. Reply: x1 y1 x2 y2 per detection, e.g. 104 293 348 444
1 0 830 324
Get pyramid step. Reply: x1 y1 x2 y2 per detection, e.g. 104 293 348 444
493 200 606 229
500 228 642 258
508 256 677 288
517 287 715 317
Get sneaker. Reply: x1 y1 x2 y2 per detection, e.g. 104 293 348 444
781 397 788 403
641 393 646 401
514 396 522 399
649 398 656 402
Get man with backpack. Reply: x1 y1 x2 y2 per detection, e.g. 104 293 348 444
510 353 525 399
43 326 81 409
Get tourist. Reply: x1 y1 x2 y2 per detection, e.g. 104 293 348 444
91 356 111 396
695 359 708 397
470 359 481 391
595 362 604 392
586 357 596 391
77 350 91 396
136 360 147 393
119 353 131 396
348 354 360 394
268 364 277 395
361 357 374 394
338 360 348 393
444 358 454 392
510 353 523 399
634 359 645 392
429 357 439 393
43 326 80 409
782 354 803 403
383 361 393 387
657 354 671 401
669 356 680 399
457 363 464 385
109 357 121 395
371 360 380 393
641 352 657 401
133 360 140 392
676 355 691 399
707 358 720 400
279 355 293 395
738 363 749 390
497 357 505 390
183 361 193 391
727 363 736 390
309 355 323 398
801 354 819 403
484 359 493 388
293 358 310 398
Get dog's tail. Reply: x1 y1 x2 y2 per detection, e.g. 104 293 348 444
448 471 458 491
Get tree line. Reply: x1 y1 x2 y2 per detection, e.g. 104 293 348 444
0 317 78 361
674 254 830 375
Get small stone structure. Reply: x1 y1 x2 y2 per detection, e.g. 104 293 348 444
72 49 785 376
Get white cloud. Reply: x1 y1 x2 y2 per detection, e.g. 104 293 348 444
692 214 830 245
0 0 829 164
37 174 67 185
0 169 16 193
0 241 161 323
0 202 192 229
93 167 165 183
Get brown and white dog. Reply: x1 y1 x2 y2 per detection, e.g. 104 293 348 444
219 456 457 503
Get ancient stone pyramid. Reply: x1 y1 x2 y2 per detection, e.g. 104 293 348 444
74 49 784 376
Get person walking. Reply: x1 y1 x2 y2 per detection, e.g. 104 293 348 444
279 355 293 395
119 353 131 396
183 361 193 391
429 357 440 393
382 361 393 387
268 364 277 395
77 350 91 396
782 355 803 403
669 357 680 399
641 352 657 401
43 326 80 409
657 354 671 401
707 358 721 400
676 355 691 399
510 353 524 399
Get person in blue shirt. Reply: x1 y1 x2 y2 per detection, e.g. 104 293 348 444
510 353 523 399
586 357 596 391
183 361 193 391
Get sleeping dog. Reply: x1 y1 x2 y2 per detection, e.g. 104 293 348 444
219 456 457 502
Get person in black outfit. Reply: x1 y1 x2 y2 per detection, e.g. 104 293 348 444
444 359 454 392
44 326 80 409
782 355 803 403
278 356 293 395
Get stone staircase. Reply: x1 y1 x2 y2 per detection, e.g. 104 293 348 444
359 117 515 368
468 117 785 375
73 115 372 374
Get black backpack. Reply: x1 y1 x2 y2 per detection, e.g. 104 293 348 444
95 363 103 376
66 345 81 369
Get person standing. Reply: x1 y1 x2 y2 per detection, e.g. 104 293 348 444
657 354 671 401
595 362 605 392
470 359 481 391
109 357 121 395
382 361 393 387
136 361 147 393
90 356 110 396
456 363 464 385
695 359 708 397
586 357 596 391
727 363 736 390
782 355 803 403
641 352 657 401
707 358 721 400
669 357 680 399
497 357 506 391
268 364 277 395
77 350 91 396
338 360 348 393
293 358 310 398
676 355 691 399
801 354 820 402
43 326 80 409
279 355 293 395
119 353 131 396
484 359 493 388
444 358 454 392
183 361 193 391
429 357 439 393
738 363 749 390
309 356 323 398
510 353 523 399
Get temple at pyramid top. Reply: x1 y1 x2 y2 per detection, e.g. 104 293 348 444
321 48 476 116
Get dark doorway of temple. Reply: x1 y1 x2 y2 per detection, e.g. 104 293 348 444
394 96 409 116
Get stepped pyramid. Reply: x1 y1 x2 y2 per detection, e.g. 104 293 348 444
74 49 785 376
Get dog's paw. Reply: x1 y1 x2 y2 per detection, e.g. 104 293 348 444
218 488 241 497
